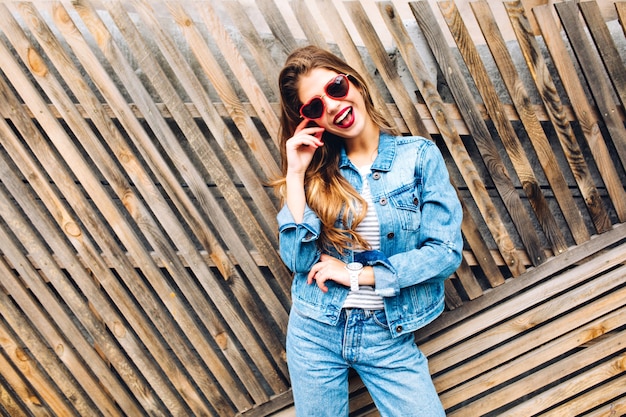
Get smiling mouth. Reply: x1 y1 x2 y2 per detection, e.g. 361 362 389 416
334 107 353 126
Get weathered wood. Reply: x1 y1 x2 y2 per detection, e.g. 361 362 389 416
416 222 626 342
198 0 282 142
534 4 626 222
419 237 626 356
439 305 626 407
19 2 285 401
471 0 591 246
0 1 624 416
378 1 521 278
440 0 568 256
505 0 613 234
557 0 626 193
0 324 70 417
412 0 547 268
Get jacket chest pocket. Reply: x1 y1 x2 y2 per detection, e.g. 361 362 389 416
384 184 422 231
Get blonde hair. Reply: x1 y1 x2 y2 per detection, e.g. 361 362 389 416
273 45 398 254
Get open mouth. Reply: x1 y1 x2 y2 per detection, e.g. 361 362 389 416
334 107 354 127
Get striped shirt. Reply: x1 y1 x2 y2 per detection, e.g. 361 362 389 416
343 164 385 310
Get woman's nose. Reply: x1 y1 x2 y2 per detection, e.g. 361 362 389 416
323 95 341 114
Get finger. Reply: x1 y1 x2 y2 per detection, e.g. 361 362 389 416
316 276 329 293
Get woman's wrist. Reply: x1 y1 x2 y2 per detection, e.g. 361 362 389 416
359 266 375 286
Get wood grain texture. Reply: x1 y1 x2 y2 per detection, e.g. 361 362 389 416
505 0 613 234
471 0 590 246
0 1 623 416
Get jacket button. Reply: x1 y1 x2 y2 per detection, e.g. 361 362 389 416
413 197 419 205
379 197 388 205
396 325 403 333
372 172 381 180
387 232 395 239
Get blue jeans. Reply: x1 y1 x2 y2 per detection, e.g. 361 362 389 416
286 307 446 417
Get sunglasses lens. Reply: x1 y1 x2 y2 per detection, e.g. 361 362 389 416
301 97 324 119
326 75 349 98
299 74 350 119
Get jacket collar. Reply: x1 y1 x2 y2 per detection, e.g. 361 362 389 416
339 131 396 172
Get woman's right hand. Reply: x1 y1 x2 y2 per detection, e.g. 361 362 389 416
285 119 325 175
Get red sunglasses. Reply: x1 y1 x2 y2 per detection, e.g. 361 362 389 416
299 74 350 120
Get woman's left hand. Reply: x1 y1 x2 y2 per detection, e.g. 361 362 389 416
307 254 349 293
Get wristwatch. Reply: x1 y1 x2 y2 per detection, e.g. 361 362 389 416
345 262 363 292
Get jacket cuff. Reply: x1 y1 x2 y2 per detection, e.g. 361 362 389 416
354 250 399 297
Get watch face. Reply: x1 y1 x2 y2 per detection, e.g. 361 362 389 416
346 262 363 271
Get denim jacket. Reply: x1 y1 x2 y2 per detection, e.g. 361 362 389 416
277 133 463 338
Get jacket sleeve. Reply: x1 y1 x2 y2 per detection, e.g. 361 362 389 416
276 204 322 273
375 142 463 296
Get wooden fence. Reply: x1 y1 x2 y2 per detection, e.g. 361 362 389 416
0 0 624 416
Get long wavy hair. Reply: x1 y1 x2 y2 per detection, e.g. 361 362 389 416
273 45 398 254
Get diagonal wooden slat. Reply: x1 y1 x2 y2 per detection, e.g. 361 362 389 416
559 1 626 176
504 0 613 234
439 0 568 255
471 0 590 246
534 3 626 222
376 1 505 289
411 0 546 267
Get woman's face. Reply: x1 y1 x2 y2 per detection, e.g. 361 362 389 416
297 68 370 139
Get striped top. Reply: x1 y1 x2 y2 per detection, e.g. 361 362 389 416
342 164 385 310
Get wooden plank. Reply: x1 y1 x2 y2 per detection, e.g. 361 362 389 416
124 0 290 391
437 282 626 401
432 260 626 386
213 0 284 99
103 0 286 282
0 334 62 417
53 0 289 312
0 107 189 415
418 221 626 342
580 1 626 121
4 3 256 411
542 373 626 416
534 4 626 222
24 4 285 399
132 0 280 234
504 0 613 234
158 0 282 189
345 1 430 137
197 0 282 142
254 0 298 53
470 0 590 246
576 393 626 417
289 0 329 49
0 156 177 415
0 273 101 416
448 330 626 416
419 237 626 356
411 0 547 267
558 1 626 189
0 30 226 417
618 2 626 33
92 6 290 394
50 6 291 398
75 0 293 310
439 0 568 256
0 236 126 416
0 196 146 415
377 1 518 280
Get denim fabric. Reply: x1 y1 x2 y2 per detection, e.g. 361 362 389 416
287 306 446 417
277 133 463 338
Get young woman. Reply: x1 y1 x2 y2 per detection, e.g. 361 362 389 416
274 45 463 417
